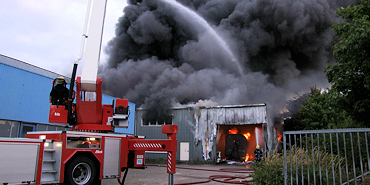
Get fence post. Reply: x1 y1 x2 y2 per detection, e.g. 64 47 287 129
283 133 287 185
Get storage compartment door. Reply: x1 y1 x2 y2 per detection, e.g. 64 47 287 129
0 142 40 184
103 138 121 178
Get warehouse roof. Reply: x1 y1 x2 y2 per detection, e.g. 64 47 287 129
0 54 70 82
136 103 267 110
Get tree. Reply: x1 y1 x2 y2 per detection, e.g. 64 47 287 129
299 88 354 130
325 0 370 127
282 91 310 131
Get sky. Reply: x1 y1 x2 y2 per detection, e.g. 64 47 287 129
0 0 127 76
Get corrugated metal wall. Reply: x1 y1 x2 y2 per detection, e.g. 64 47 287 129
173 108 205 162
0 63 52 124
135 107 205 162
135 105 268 163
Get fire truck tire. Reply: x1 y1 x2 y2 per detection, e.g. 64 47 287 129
64 156 98 185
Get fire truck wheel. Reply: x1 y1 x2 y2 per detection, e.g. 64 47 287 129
64 156 98 185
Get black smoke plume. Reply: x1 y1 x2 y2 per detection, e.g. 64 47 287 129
100 0 360 120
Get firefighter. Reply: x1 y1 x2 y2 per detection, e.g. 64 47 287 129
254 145 263 162
50 76 69 105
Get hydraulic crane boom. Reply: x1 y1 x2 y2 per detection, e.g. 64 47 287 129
80 0 107 92
49 0 129 131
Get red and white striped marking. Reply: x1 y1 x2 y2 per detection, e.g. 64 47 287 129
167 152 172 172
133 143 162 148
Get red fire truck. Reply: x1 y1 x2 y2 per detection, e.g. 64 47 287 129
0 125 177 185
0 0 177 184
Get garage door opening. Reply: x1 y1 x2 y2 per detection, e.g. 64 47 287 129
217 124 263 163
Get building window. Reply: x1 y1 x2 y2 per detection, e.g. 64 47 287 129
0 120 12 137
142 115 173 126
11 121 20 137
19 123 37 138
47 125 57 131
37 124 48 131
56 126 66 131
0 120 20 137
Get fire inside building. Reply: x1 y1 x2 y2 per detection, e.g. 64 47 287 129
135 104 270 163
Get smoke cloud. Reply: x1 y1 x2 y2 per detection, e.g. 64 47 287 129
100 0 360 119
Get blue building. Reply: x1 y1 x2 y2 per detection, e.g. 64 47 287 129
0 54 135 137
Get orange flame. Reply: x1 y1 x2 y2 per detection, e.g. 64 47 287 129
243 132 251 162
245 153 250 162
229 128 238 134
243 133 251 140
277 133 282 142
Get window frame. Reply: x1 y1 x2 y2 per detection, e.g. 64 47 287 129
141 115 173 126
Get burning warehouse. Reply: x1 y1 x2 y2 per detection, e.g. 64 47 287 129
135 104 269 163
99 0 360 163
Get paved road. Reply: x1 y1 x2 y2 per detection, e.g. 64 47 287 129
102 164 253 185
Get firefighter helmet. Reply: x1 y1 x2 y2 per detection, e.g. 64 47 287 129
256 145 260 149
56 76 65 85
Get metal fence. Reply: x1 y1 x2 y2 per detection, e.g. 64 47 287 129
283 128 370 185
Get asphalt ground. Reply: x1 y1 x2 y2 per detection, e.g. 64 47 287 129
102 164 254 185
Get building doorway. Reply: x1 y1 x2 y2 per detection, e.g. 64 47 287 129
217 124 263 162
19 123 37 138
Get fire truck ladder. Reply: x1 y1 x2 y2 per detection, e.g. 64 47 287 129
40 140 63 184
